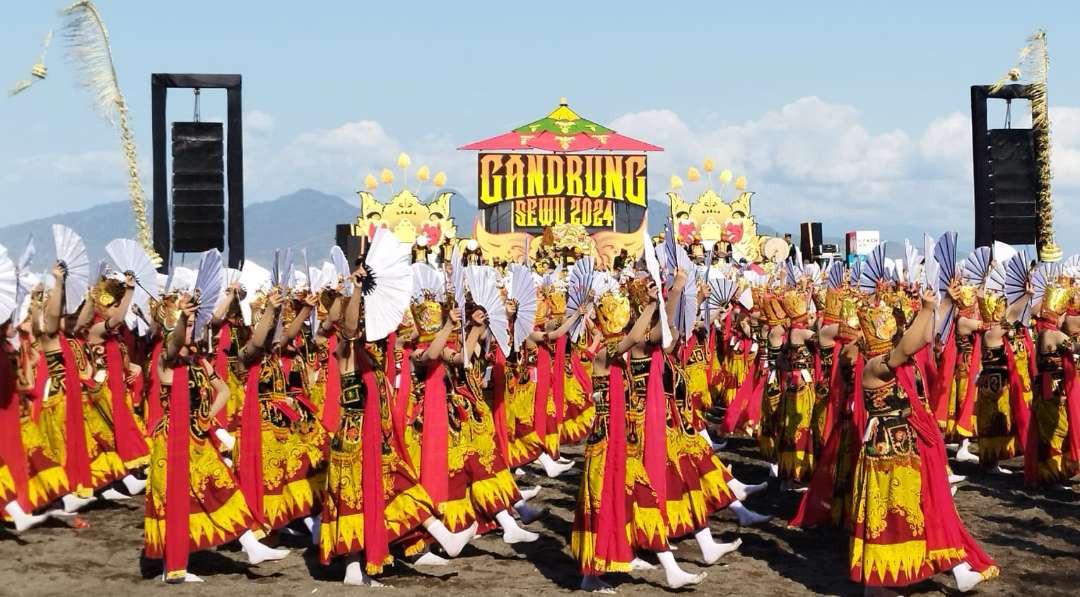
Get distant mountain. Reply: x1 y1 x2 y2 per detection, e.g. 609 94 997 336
0 189 792 270
0 189 362 269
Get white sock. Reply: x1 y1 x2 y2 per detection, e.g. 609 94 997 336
239 530 289 564
344 560 384 586
5 501 47 532
101 487 131 501
61 493 96 513
730 500 771 526
952 561 984 592
514 500 544 523
422 518 476 557
495 509 539 543
727 478 767 501
656 550 706 589
693 528 741 565
121 474 146 495
538 452 573 478
519 485 542 500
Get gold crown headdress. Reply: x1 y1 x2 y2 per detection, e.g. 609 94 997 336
1040 283 1069 321
595 290 631 337
977 292 1006 324
410 293 444 343
857 298 897 357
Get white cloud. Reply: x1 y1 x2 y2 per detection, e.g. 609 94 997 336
7 97 1080 255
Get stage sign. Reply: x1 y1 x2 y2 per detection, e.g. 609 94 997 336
477 153 647 232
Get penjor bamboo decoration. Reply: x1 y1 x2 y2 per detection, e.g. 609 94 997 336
59 1 160 265
991 31 1060 262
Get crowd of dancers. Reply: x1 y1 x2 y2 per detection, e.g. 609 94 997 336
2 223 1077 593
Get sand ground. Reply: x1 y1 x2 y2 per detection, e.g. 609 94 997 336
1 439 1077 596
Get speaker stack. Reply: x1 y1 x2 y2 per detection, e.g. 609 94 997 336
799 221 823 261
171 122 225 253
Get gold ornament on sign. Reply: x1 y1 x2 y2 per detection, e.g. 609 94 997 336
670 175 684 190
703 158 715 173
380 168 395 184
735 175 747 191
433 171 447 187
59 1 159 265
687 167 701 182
9 30 53 96
364 174 378 190
397 152 411 168
718 169 733 185
416 165 431 181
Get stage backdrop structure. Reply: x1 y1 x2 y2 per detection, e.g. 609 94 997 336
666 164 787 264
338 155 459 266
151 74 244 270
459 99 661 266
971 30 1060 262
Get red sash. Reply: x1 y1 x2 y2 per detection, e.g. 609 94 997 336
491 347 510 461
0 351 31 511
643 347 667 518
213 323 232 426
391 347 414 463
59 337 92 489
146 340 165 431
105 337 148 463
419 361 449 507
321 336 342 433
594 359 632 568
930 333 957 426
237 363 264 523
1002 340 1031 452
551 336 568 454
954 334 982 436
164 363 190 577
896 366 997 575
534 344 552 443
358 348 389 571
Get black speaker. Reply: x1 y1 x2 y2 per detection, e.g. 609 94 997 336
171 122 225 252
800 221 822 260
986 128 1038 245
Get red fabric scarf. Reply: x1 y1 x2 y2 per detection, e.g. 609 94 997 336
491 347 509 461
895 365 997 576
551 337 568 454
594 358 632 568
570 352 593 398
534 344 552 443
237 363 264 523
0 351 31 511
391 346 413 463
213 324 232 426
722 340 761 433
643 347 668 518
59 337 92 489
146 340 165 432
358 346 389 571
1001 340 1031 453
105 337 148 463
930 333 957 426
164 362 191 578
953 334 982 437
419 361 449 507
322 336 342 433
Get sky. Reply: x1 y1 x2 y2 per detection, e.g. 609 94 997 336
3 1 1080 253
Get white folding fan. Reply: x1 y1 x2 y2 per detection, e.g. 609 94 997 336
362 227 412 342
0 246 16 324
641 228 672 348
566 256 594 342
193 249 224 338
105 238 159 333
464 265 511 358
52 224 89 314
509 263 537 350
